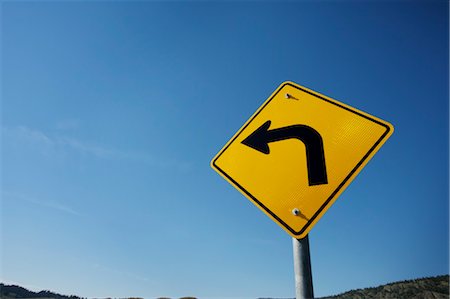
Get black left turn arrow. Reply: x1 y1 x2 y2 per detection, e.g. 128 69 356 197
241 120 328 186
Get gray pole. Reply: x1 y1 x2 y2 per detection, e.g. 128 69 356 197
292 235 314 299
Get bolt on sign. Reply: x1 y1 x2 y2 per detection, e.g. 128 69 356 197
211 81 394 239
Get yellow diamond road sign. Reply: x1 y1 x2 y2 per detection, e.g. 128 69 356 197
211 81 394 239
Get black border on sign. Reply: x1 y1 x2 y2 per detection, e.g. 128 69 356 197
212 82 391 237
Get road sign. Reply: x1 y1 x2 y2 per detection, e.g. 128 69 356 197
211 81 393 238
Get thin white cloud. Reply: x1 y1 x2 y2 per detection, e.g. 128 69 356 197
2 191 82 217
8 125 54 146
2 125 192 171
59 136 120 159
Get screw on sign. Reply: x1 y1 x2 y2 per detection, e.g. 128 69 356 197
211 81 393 299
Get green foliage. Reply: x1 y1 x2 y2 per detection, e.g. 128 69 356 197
0 283 84 299
317 275 449 299
2 274 448 299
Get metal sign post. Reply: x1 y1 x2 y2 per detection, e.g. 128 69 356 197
293 235 314 299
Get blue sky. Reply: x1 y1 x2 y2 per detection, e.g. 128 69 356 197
1 1 448 299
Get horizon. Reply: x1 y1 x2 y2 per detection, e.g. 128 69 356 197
1 274 449 299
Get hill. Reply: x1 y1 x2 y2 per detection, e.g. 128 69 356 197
0 283 83 299
316 274 449 299
1 275 448 299
259 275 449 299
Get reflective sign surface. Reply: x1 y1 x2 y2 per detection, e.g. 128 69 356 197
211 82 393 238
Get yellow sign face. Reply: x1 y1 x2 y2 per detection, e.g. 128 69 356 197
211 82 393 239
